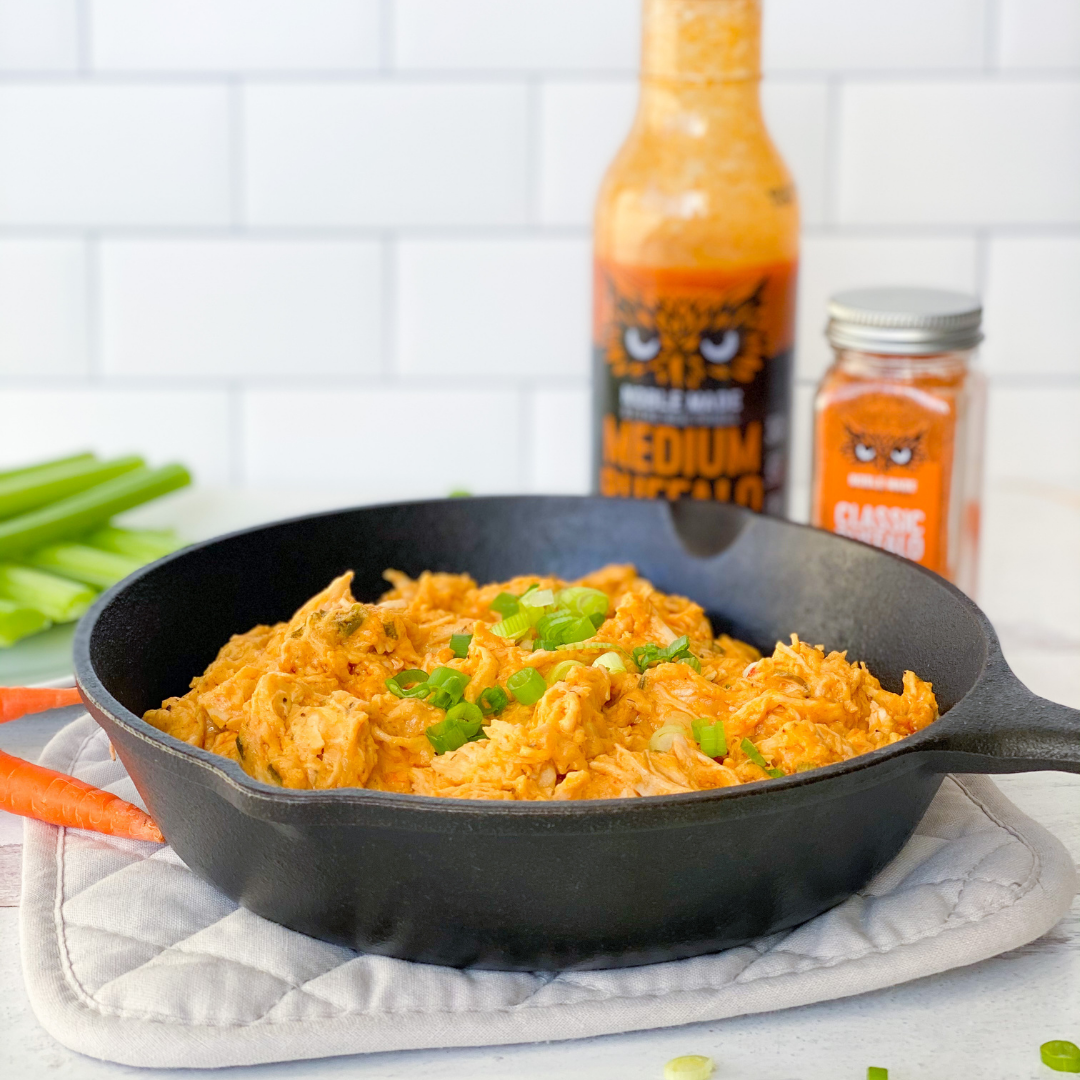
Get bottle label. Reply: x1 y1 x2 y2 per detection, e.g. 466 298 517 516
813 383 955 575
593 260 797 515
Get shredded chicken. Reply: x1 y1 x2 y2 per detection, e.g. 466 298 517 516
144 564 938 800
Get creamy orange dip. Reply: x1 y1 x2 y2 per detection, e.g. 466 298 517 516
145 565 938 801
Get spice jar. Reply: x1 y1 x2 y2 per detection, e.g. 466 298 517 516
811 287 986 595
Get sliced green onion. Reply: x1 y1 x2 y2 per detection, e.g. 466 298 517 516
767 767 786 778
0 564 96 623
490 592 521 619
1042 1041 1080 1073
741 738 772 770
631 634 699 673
478 685 509 716
0 597 51 647
557 640 627 654
449 632 472 659
535 610 576 641
27 542 143 589
425 700 486 754
520 588 554 610
679 654 702 674
0 454 143 520
867 1069 888 1080
556 586 609 622
85 525 183 561
427 666 469 706
547 659 584 686
592 651 626 674
560 616 596 645
692 718 727 758
445 700 483 725
588 611 606 629
507 666 546 705
490 610 532 639
385 669 431 698
649 723 689 752
664 1056 714 1080
0 464 191 559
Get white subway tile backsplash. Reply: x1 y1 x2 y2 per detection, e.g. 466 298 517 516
982 237 1080 377
90 0 380 72
763 0 986 72
0 389 232 485
985 384 1080 484
0 240 87 377
394 0 639 72
0 84 230 226
837 81 1080 225
530 386 591 494
244 83 529 227
795 234 979 380
100 239 382 379
397 237 590 378
997 0 1080 70
762 81 830 227
0 0 79 71
538 81 636 227
242 387 523 497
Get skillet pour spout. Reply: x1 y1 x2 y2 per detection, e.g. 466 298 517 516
74 496 1080 969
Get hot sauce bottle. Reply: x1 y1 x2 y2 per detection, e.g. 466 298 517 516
593 0 799 515
812 287 986 595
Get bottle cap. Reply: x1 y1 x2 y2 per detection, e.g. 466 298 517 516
826 287 983 355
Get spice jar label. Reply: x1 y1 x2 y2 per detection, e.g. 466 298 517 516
593 260 797 514
813 383 954 574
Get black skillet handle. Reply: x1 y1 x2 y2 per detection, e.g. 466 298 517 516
918 651 1080 775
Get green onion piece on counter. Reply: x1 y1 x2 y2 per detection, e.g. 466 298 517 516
593 651 626 674
490 610 532 640
0 597 51 648
741 738 773 770
427 666 469 707
85 525 183 561
490 592 521 619
0 464 191 560
507 666 546 705
664 1055 714 1080
448 489 471 498
449 633 472 659
0 564 96 623
27 542 143 589
555 586 610 622
867 1069 888 1080
0 451 96 484
385 669 430 698
547 660 584 686
0 454 143 520
478 686 508 716
1042 1041 1080 1073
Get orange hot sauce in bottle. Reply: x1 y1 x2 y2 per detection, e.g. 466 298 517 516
593 0 799 514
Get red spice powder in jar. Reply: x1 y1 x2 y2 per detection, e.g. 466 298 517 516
811 288 986 596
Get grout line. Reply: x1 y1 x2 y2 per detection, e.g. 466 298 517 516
380 234 397 377
228 79 246 230
379 0 395 74
84 233 102 380
75 0 92 75
983 0 1002 71
822 75 843 228
228 384 245 486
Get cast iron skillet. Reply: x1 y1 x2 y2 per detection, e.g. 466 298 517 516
73 497 1080 971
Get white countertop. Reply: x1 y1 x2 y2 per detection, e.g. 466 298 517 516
2 480 1078 1080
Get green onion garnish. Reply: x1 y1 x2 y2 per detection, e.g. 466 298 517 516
692 718 727 759
449 632 472 658
478 686 509 716
592 651 626 673
425 701 486 754
1041 1041 1080 1073
520 587 554 610
741 738 773 770
631 634 700 673
767 767 785 778
561 616 595 645
507 666 546 705
426 666 469 708
546 659 584 686
490 592 521 619
555 586 609 621
535 610 576 640
490 610 532 639
385 669 431 698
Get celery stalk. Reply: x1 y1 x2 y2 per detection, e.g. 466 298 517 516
0 597 52 647
0 452 96 483
0 454 144 520
0 464 191 559
27 543 143 589
85 525 183 562
0 565 96 623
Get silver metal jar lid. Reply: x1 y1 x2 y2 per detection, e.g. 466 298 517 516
826 286 983 355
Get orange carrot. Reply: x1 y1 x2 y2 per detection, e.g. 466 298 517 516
0 748 163 842
0 685 82 722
